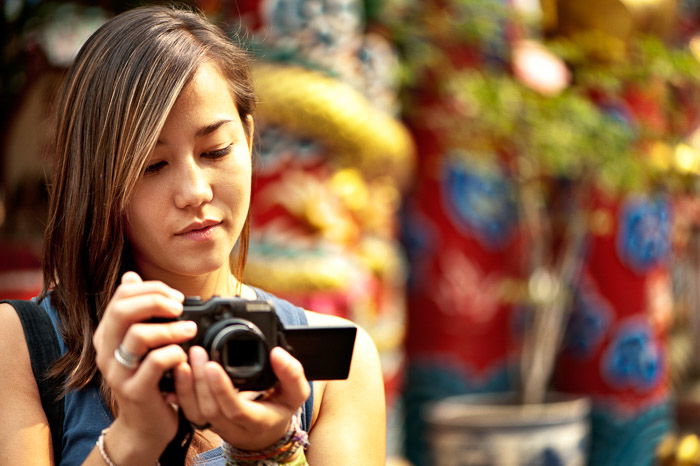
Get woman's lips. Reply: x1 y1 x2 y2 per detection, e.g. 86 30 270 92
176 221 223 241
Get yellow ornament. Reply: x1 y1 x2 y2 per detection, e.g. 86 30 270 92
252 62 415 186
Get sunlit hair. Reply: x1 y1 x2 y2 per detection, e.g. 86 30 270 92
42 5 255 409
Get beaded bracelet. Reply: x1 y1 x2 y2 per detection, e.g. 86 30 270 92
96 428 161 466
224 450 308 466
97 429 117 466
223 411 309 466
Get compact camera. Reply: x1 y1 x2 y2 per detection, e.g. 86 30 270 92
156 296 357 392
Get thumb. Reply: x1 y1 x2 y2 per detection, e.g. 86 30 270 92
121 271 143 285
269 347 310 411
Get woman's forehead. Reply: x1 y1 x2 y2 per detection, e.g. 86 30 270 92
158 62 242 137
173 62 237 112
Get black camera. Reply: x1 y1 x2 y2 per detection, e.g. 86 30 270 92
156 296 357 392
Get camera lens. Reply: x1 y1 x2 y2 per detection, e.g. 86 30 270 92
210 320 266 380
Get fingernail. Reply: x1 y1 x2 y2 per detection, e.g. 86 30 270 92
179 321 197 334
169 300 184 312
169 289 185 302
176 365 188 382
190 346 207 365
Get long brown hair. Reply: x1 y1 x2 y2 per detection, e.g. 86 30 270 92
42 5 255 409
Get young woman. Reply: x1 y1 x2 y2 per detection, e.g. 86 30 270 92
0 6 385 465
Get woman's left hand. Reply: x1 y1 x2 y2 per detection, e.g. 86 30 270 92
174 345 310 450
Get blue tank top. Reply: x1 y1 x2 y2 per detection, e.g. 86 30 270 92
37 288 314 466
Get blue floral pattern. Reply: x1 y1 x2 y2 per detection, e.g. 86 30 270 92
563 281 612 358
441 152 518 250
602 319 662 391
617 197 671 272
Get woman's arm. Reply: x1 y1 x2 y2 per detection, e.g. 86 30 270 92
0 303 53 465
304 312 387 465
87 271 196 465
1 273 193 466
0 297 178 466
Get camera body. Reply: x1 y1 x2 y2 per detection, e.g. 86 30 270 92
157 296 356 392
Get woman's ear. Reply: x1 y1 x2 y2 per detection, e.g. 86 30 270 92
245 114 255 152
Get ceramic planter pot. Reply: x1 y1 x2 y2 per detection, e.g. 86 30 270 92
425 392 591 466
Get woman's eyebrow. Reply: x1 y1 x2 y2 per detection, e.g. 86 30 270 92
196 119 233 137
156 119 233 145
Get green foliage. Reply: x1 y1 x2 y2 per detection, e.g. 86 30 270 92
548 35 700 91
385 1 700 194
385 0 513 89
440 70 639 190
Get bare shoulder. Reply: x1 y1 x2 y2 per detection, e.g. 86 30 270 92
0 302 33 369
0 303 53 464
303 310 386 465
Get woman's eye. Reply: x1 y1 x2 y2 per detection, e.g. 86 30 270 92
203 144 232 159
144 161 167 174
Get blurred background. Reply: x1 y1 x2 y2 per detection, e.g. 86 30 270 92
5 0 700 464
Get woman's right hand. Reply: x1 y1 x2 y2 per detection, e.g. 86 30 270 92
92 271 196 462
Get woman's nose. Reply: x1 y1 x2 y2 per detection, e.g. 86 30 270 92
174 159 213 209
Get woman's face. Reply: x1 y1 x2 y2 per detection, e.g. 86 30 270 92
126 61 252 284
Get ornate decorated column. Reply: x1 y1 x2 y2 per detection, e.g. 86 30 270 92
555 191 673 465
217 0 415 459
544 1 700 463
386 2 527 464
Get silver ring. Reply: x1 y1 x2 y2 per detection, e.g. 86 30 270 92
114 344 141 369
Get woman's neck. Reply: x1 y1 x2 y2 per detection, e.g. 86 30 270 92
146 267 244 300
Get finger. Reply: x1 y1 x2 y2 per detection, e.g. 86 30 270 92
119 320 197 359
113 277 184 303
268 347 310 410
174 362 203 422
106 294 184 330
205 362 245 419
190 346 221 419
96 294 185 363
121 271 143 285
109 272 183 326
117 344 188 399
